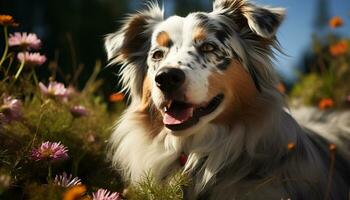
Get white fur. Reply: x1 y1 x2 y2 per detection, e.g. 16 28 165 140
109 99 350 199
291 106 350 153
106 1 350 199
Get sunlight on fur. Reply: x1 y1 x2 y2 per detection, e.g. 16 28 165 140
105 0 350 199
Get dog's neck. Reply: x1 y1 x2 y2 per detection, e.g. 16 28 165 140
159 102 295 194
110 91 300 196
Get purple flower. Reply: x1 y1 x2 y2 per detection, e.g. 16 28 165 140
70 106 89 118
0 96 22 123
17 52 46 66
39 82 70 102
53 172 81 187
8 32 41 50
30 141 68 162
92 189 121 200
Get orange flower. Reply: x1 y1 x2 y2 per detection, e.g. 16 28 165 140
329 144 336 151
0 15 18 27
63 185 88 200
109 93 124 102
329 16 343 28
276 82 286 94
318 98 334 110
329 40 348 57
287 143 296 151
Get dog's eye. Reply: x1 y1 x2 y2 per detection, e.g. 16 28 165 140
199 43 216 53
152 50 164 61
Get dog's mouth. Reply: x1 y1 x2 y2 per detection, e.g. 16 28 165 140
162 94 224 131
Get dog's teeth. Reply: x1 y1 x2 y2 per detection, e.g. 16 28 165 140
164 106 168 112
166 100 173 109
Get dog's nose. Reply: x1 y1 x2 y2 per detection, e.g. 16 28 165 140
155 68 185 93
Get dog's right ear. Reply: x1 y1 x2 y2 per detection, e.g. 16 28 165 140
213 0 285 39
105 3 164 64
104 3 164 99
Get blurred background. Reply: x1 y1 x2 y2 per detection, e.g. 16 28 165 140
1 0 349 94
0 1 349 199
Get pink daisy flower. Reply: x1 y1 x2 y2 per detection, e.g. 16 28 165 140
54 172 82 187
0 96 22 123
30 141 68 162
70 106 89 118
17 52 46 66
8 32 41 50
39 81 70 102
92 189 121 200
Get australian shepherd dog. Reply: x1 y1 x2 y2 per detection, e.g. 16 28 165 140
104 0 350 199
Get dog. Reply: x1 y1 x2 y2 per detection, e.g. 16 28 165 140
104 0 350 199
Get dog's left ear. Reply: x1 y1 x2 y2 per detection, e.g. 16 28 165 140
213 0 285 38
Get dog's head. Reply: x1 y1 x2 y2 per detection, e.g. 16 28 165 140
105 0 285 136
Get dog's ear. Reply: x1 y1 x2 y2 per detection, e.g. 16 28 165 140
104 3 164 99
213 0 285 38
105 3 164 63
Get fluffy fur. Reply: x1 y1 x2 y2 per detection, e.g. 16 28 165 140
105 0 350 199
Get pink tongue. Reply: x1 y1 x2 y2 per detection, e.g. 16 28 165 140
163 107 194 125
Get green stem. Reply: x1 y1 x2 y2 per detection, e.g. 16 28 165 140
0 26 8 67
72 151 86 176
29 102 48 149
47 163 52 182
14 59 25 80
5 53 14 76
31 68 39 85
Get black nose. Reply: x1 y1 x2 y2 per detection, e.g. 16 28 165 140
155 68 185 93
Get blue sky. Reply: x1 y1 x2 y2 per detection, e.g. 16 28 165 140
258 0 350 82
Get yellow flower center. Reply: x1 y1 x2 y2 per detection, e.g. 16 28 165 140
41 149 54 158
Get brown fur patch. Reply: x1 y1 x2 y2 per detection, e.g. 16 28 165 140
208 60 261 124
156 31 172 47
192 27 207 42
136 76 163 137
119 15 148 59
139 76 152 112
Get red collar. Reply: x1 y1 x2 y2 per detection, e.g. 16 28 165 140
179 152 188 166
